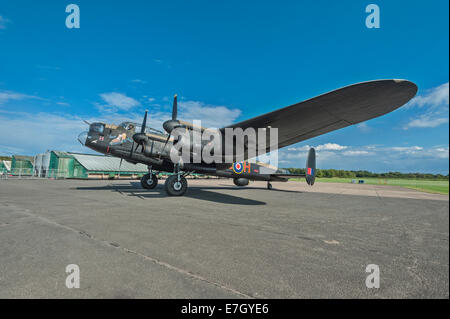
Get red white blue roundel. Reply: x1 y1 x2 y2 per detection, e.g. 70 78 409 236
233 162 244 174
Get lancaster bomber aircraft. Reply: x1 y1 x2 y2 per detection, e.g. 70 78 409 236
78 80 417 196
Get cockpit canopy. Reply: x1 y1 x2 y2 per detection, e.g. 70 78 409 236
118 121 167 136
89 122 105 134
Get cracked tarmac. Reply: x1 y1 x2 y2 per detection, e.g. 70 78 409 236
0 179 448 298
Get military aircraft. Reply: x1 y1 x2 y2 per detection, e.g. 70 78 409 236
78 79 417 196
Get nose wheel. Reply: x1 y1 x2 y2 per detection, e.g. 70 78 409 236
141 173 158 189
267 182 273 190
165 175 188 196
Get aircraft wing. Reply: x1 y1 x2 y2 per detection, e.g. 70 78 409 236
221 80 417 155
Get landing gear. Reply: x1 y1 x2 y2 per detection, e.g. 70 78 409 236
164 164 188 196
165 175 188 196
141 173 158 189
267 182 273 190
141 166 158 189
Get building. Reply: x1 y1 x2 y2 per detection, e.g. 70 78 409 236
33 152 51 177
11 155 34 176
0 160 11 174
36 151 148 179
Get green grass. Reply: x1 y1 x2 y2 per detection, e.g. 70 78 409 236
290 177 449 195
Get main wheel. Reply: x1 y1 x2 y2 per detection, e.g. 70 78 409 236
267 182 273 190
164 175 188 196
141 173 158 189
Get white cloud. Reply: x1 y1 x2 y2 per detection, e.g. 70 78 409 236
408 82 449 109
287 145 310 152
101 99 242 130
88 96 243 133
0 91 39 105
0 15 11 29
98 92 141 111
0 110 89 155
342 150 370 156
434 146 449 159
316 143 348 151
288 143 348 152
404 115 448 129
0 96 242 155
389 146 423 152
178 100 241 128
404 82 449 130
280 143 449 173
356 122 371 133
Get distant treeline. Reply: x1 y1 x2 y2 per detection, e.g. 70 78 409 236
0 156 12 161
285 168 449 180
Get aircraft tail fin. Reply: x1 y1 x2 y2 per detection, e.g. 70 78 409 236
305 148 316 185
269 147 315 185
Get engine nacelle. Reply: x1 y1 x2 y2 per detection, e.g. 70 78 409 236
233 178 249 187
142 138 166 157
172 132 204 152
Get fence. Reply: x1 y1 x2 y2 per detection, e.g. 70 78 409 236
0 168 69 180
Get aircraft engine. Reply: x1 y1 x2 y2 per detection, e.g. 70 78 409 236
141 138 166 157
233 178 249 187
172 131 205 154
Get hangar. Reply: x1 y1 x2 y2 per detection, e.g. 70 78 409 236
33 151 149 179
0 159 11 174
11 155 34 176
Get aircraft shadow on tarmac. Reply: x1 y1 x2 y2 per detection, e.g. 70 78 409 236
75 182 264 205
75 182 303 205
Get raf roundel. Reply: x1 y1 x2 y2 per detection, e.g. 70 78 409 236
233 162 244 174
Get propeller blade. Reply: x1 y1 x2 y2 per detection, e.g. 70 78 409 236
160 135 171 157
163 135 171 149
162 95 179 135
129 141 135 157
131 110 149 154
118 158 123 178
83 120 91 125
172 94 177 120
141 110 148 133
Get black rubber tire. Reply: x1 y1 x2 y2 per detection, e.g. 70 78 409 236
140 173 158 189
164 175 188 196
267 182 273 190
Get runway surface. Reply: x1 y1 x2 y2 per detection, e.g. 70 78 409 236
0 179 448 298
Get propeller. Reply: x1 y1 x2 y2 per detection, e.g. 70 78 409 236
162 94 181 135
118 158 123 178
161 94 184 153
132 110 149 155
131 95 182 159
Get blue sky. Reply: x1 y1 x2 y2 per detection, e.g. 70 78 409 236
0 0 448 173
